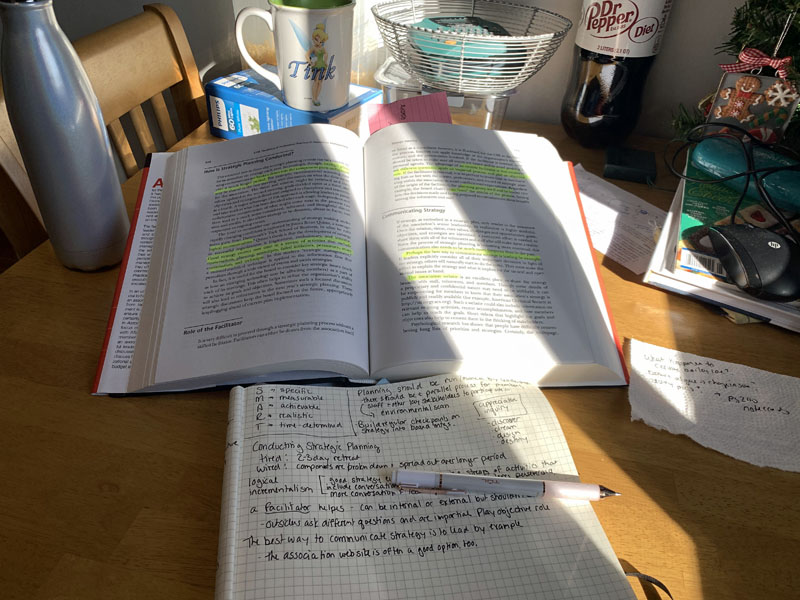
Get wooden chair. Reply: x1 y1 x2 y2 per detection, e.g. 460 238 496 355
0 100 44 260
0 3 208 262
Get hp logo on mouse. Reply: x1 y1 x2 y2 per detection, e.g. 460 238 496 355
768 241 781 249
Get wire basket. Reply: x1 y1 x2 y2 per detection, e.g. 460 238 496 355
372 0 572 95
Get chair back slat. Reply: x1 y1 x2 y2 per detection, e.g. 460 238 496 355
150 92 178 149
130 105 158 166
107 119 138 178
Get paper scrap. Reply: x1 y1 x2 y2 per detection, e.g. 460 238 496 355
573 164 666 274
367 92 452 134
629 339 799 472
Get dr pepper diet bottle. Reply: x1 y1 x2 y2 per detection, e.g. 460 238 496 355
561 0 673 148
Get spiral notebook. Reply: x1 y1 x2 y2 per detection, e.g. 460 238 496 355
215 376 634 599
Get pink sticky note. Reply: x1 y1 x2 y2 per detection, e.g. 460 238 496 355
367 92 452 134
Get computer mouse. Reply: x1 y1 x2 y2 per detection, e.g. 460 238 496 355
706 224 800 302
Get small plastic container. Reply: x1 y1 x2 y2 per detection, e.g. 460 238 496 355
374 57 511 130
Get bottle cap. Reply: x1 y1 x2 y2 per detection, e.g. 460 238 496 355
271 0 351 7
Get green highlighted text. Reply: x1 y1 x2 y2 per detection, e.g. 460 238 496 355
406 274 461 282
402 247 540 261
393 163 527 179
207 236 351 272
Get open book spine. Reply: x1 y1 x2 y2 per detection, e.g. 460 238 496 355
214 386 245 600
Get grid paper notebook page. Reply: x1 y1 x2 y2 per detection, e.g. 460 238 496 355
216 376 634 599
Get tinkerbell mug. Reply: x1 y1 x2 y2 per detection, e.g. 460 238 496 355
235 0 354 112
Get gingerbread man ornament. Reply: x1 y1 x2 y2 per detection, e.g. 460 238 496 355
714 75 765 123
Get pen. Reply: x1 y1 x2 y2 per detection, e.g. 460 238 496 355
391 469 620 501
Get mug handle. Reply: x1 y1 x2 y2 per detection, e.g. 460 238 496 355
234 7 282 89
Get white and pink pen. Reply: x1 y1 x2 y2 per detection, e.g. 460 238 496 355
391 469 620 501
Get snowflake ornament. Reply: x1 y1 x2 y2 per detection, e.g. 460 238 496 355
764 80 800 108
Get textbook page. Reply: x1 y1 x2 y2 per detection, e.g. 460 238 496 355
363 123 625 385
216 376 634 599
94 155 170 394
129 125 370 392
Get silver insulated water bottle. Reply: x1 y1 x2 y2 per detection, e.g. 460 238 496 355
0 0 129 270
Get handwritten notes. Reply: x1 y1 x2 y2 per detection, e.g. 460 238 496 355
215 376 633 600
573 164 666 274
629 339 800 471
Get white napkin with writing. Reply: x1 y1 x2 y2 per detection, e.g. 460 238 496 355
628 339 800 472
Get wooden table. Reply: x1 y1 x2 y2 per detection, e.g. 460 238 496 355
1 121 798 600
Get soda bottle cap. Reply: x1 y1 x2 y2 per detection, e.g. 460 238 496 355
270 0 351 7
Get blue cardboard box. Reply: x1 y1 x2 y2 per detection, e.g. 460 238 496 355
205 67 382 139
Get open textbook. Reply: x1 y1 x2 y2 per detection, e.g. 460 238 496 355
94 123 627 394
215 376 635 599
